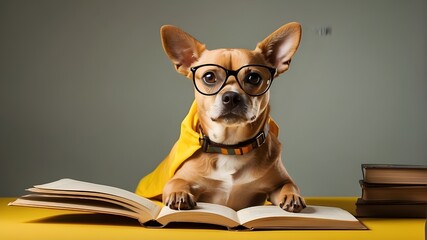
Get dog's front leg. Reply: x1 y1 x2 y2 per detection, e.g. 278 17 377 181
269 182 306 213
163 178 198 210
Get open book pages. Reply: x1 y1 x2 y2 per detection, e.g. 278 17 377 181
237 205 365 229
156 202 241 228
9 178 366 230
30 178 161 222
33 178 158 210
158 203 365 229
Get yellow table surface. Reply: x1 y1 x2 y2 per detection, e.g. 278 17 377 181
0 197 425 240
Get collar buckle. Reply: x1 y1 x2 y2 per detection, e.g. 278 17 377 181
255 131 266 147
198 126 209 152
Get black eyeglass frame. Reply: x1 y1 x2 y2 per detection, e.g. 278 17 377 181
190 64 277 96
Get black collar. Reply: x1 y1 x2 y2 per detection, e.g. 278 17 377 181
198 125 267 155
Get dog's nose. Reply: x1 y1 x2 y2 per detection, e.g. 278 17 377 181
222 91 241 109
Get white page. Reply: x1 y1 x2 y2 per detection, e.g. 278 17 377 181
237 205 358 225
34 179 159 214
156 202 240 227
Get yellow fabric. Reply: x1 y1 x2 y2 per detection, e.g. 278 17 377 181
2 197 425 240
135 100 279 199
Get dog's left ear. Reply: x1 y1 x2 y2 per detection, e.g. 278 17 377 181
161 25 206 76
256 22 302 76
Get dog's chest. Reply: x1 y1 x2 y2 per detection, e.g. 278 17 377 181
207 155 255 191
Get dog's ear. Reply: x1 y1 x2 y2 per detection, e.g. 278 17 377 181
256 22 302 76
161 25 206 76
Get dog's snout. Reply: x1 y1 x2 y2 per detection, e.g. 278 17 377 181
222 91 241 109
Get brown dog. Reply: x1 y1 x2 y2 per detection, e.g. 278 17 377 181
161 22 305 212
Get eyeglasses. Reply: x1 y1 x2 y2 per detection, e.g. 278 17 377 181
190 64 276 96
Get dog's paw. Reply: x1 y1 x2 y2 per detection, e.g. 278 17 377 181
278 193 306 213
164 191 197 210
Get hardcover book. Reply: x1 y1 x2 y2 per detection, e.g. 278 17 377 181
359 180 427 202
362 164 427 185
356 198 427 218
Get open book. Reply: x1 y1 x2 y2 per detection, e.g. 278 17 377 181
9 179 366 230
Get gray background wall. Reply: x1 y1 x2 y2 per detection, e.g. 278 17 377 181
1 0 426 197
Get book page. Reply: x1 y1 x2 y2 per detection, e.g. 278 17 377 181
237 205 359 225
34 179 160 218
24 193 143 215
11 196 141 220
155 202 240 228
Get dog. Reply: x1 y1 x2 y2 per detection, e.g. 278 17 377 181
159 22 305 213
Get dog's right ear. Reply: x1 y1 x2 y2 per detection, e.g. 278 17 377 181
256 22 302 76
161 25 206 76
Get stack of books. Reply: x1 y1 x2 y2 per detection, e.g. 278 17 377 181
356 164 427 218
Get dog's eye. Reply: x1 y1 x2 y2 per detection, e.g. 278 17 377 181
202 72 217 84
244 72 262 85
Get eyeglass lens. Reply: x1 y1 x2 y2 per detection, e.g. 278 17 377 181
193 65 273 96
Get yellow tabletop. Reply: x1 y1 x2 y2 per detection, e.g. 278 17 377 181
0 197 425 240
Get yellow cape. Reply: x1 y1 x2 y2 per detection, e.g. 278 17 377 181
135 100 279 199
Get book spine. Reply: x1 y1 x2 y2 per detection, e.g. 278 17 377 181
360 182 427 202
356 198 427 218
